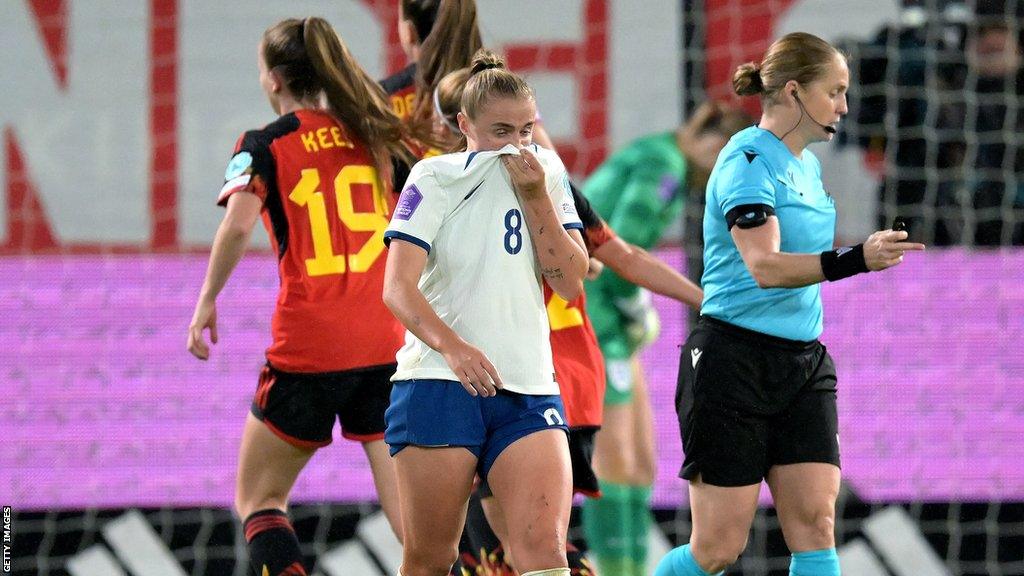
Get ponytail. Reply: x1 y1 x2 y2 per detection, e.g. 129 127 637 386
410 0 482 141
302 18 413 189
262 18 413 194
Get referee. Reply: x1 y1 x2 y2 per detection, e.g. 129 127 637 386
656 33 925 576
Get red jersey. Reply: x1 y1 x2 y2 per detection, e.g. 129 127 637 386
218 109 404 373
380 63 418 121
548 186 618 428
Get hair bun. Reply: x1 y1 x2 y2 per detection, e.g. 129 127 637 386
732 61 765 97
469 49 506 75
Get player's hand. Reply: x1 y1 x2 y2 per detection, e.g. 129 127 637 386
502 147 547 201
440 338 504 397
187 298 218 360
586 257 605 280
863 229 925 271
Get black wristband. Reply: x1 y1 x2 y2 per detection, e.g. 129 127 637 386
820 244 869 281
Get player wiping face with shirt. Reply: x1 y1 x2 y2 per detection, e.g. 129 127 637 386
381 49 588 576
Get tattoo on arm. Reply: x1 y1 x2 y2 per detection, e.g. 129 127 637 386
542 267 565 280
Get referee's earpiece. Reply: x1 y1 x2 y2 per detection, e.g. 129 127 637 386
791 88 837 135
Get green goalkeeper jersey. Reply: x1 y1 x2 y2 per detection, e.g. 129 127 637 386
583 131 687 359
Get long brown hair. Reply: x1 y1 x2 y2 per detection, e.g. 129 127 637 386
733 32 845 103
406 0 482 141
262 17 412 189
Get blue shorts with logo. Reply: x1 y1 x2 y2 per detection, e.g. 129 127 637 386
385 379 569 480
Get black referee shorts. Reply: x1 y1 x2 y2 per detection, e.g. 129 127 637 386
676 316 840 487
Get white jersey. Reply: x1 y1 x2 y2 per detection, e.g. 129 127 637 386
384 144 583 395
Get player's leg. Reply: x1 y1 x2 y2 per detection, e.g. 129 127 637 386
591 356 639 482
236 414 316 576
630 360 657 483
478 492 516 570
464 487 515 574
238 365 332 576
363 439 403 542
477 425 600 575
765 350 842 576
337 364 404 542
486 428 573 574
477 493 599 576
585 356 640 576
565 427 602 575
394 446 478 576
480 393 573 574
385 379 487 576
627 359 657 572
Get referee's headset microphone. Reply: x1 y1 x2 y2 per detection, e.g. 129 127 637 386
792 90 837 135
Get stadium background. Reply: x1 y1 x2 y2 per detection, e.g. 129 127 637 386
2 1 1021 575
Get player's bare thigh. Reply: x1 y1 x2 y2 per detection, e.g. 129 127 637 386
486 428 573 573
235 413 316 520
393 446 478 576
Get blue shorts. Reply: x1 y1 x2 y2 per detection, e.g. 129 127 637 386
385 379 569 479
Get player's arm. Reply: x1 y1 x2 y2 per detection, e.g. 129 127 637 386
504 148 588 300
592 237 703 310
572 182 702 309
382 241 504 397
187 191 262 359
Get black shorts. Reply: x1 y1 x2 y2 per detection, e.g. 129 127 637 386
676 316 840 487
251 362 396 449
477 426 600 498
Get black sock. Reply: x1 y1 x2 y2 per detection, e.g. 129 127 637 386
242 509 307 576
566 540 596 576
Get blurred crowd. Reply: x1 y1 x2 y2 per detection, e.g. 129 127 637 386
841 0 1024 246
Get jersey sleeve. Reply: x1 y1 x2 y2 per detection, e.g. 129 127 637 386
217 131 273 206
713 149 777 214
539 147 583 231
570 181 617 252
384 162 448 253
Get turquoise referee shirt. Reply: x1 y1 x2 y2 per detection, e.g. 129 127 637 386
700 126 837 341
